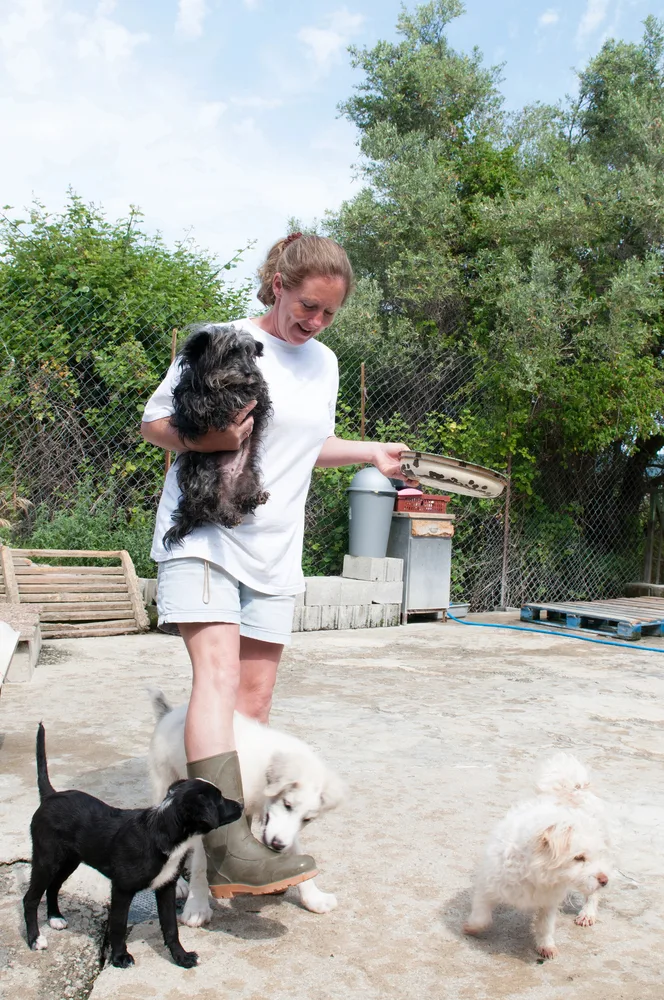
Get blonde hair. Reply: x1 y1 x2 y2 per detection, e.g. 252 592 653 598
256 234 355 307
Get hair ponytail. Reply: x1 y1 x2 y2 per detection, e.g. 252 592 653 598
256 234 354 307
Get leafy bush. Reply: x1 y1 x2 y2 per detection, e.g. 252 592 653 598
18 477 156 578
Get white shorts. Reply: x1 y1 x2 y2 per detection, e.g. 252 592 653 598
157 557 296 646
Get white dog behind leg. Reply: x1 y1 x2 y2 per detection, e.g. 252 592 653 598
147 688 344 921
179 837 213 927
291 835 337 913
464 753 612 959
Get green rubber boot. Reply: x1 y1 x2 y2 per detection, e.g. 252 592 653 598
187 751 318 898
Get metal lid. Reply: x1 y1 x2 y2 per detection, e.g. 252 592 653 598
399 451 507 498
347 466 397 495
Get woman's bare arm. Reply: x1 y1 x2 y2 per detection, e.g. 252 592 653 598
141 402 256 453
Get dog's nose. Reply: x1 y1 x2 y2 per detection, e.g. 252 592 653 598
597 872 609 886
270 837 285 852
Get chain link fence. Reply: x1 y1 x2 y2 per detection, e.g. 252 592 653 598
0 274 648 608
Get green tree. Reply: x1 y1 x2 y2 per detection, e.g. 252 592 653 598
0 192 251 556
326 1 664 599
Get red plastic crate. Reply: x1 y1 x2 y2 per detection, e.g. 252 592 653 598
394 494 451 514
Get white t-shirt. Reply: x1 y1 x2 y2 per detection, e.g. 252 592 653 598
142 318 339 596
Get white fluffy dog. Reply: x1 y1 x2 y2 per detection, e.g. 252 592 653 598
464 753 612 959
147 689 344 926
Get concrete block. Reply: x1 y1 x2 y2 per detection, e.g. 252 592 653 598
351 605 371 629
0 622 20 686
320 606 340 630
369 604 402 628
294 590 305 607
5 626 42 683
291 607 304 632
6 642 34 682
342 555 403 582
337 606 353 630
1 608 42 684
384 603 402 626
304 576 342 606
302 606 322 631
369 604 385 628
370 581 404 604
339 578 376 605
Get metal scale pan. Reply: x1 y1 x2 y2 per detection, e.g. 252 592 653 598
399 451 507 498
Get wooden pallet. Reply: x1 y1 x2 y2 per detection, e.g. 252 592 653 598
521 597 664 641
0 547 149 638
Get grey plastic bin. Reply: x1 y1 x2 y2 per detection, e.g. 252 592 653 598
347 467 397 558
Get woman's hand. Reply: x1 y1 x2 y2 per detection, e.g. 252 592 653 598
141 401 257 453
316 437 418 483
196 402 256 452
371 442 418 483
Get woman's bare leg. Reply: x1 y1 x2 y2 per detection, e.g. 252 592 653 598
179 623 316 901
235 636 284 724
179 622 241 760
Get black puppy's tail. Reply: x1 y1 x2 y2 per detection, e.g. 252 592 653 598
36 723 56 800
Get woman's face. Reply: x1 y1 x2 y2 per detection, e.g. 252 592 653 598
271 273 347 346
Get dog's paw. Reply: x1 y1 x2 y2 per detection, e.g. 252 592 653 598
175 877 190 901
31 934 48 951
575 911 596 927
111 951 135 969
463 922 488 936
536 944 559 960
180 896 213 927
173 949 199 969
297 883 338 914
48 917 68 930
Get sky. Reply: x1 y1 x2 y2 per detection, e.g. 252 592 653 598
1 0 662 289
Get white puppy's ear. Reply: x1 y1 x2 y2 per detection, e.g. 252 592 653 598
538 822 573 866
320 769 345 813
264 752 300 799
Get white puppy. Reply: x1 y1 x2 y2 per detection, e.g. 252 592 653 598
464 753 612 959
148 689 344 926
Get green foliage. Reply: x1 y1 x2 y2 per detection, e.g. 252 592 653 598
576 15 664 168
3 7 663 609
302 407 363 576
342 1 503 146
324 3 664 602
0 191 252 520
17 476 156 578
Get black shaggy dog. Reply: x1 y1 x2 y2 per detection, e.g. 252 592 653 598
163 323 273 548
23 724 241 969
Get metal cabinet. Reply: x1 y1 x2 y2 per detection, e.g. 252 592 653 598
386 512 454 624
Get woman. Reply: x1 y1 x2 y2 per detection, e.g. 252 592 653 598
141 233 407 898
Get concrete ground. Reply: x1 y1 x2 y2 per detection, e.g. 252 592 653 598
1 614 663 1000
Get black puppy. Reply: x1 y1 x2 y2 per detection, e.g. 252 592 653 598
23 724 241 968
163 323 273 548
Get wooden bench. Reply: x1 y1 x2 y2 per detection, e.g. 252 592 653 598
0 547 149 639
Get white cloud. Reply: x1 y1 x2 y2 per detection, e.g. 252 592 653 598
72 2 150 64
195 100 227 128
298 8 365 72
1 0 51 48
576 0 611 47
0 0 53 94
176 0 208 41
538 9 559 28
230 95 284 110
0 1 360 287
